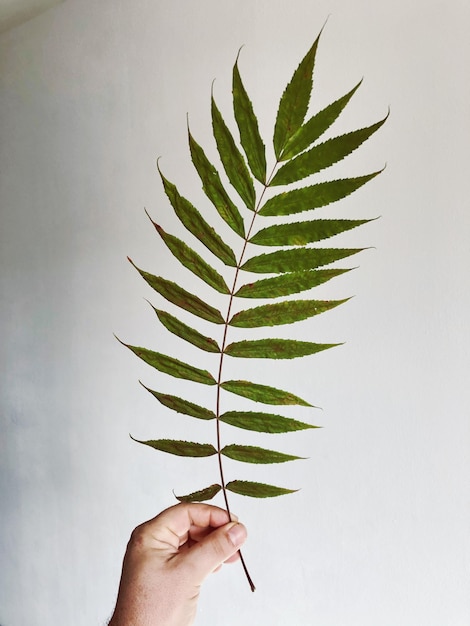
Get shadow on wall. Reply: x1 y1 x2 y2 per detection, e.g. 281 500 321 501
0 0 64 34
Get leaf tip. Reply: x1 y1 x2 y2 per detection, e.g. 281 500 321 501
144 207 155 225
127 256 138 271
319 14 331 35
235 44 245 65
114 334 126 347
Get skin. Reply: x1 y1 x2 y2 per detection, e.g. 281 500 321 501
109 503 247 626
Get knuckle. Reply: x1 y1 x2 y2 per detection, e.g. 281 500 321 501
128 522 149 549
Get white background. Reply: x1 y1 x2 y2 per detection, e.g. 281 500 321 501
1 1 469 624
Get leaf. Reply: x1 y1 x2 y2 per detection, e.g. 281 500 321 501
222 444 303 464
220 410 317 433
233 54 267 183
188 128 245 237
273 33 321 159
241 247 364 274
140 383 216 420
212 94 256 210
221 380 312 406
271 115 388 186
153 223 230 294
129 259 225 324
226 480 298 498
280 80 362 161
249 219 372 246
158 166 237 266
234 269 350 298
175 484 222 502
151 307 220 353
229 299 348 328
224 338 339 359
122 342 216 385
124 31 386 548
259 171 383 216
131 436 217 457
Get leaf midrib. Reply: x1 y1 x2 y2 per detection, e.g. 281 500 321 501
215 161 280 513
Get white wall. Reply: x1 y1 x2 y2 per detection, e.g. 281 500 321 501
0 0 63 34
1 1 469 624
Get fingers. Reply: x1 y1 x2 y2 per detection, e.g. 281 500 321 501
182 520 247 584
129 502 247 585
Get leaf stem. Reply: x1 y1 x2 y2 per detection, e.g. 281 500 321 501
214 161 279 592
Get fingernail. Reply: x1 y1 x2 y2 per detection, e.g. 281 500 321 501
227 523 246 548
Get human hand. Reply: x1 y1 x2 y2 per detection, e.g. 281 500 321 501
109 502 247 626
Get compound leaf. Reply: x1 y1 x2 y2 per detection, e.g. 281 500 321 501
124 29 386 541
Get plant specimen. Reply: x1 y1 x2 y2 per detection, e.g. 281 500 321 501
120 28 386 590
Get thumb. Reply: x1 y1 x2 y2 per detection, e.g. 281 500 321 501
184 522 247 584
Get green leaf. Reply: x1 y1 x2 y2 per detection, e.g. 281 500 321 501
221 380 312 406
273 33 321 159
224 338 339 359
229 299 348 328
188 128 245 237
220 410 317 433
129 259 225 324
158 166 237 266
153 223 230 294
280 80 362 160
233 54 267 183
151 307 220 353
175 484 222 502
222 444 303 464
140 383 216 420
249 219 371 246
234 269 350 298
212 94 256 210
131 437 216 457
226 480 298 498
124 32 387 528
122 342 216 385
271 115 388 186
259 171 383 216
241 247 363 274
